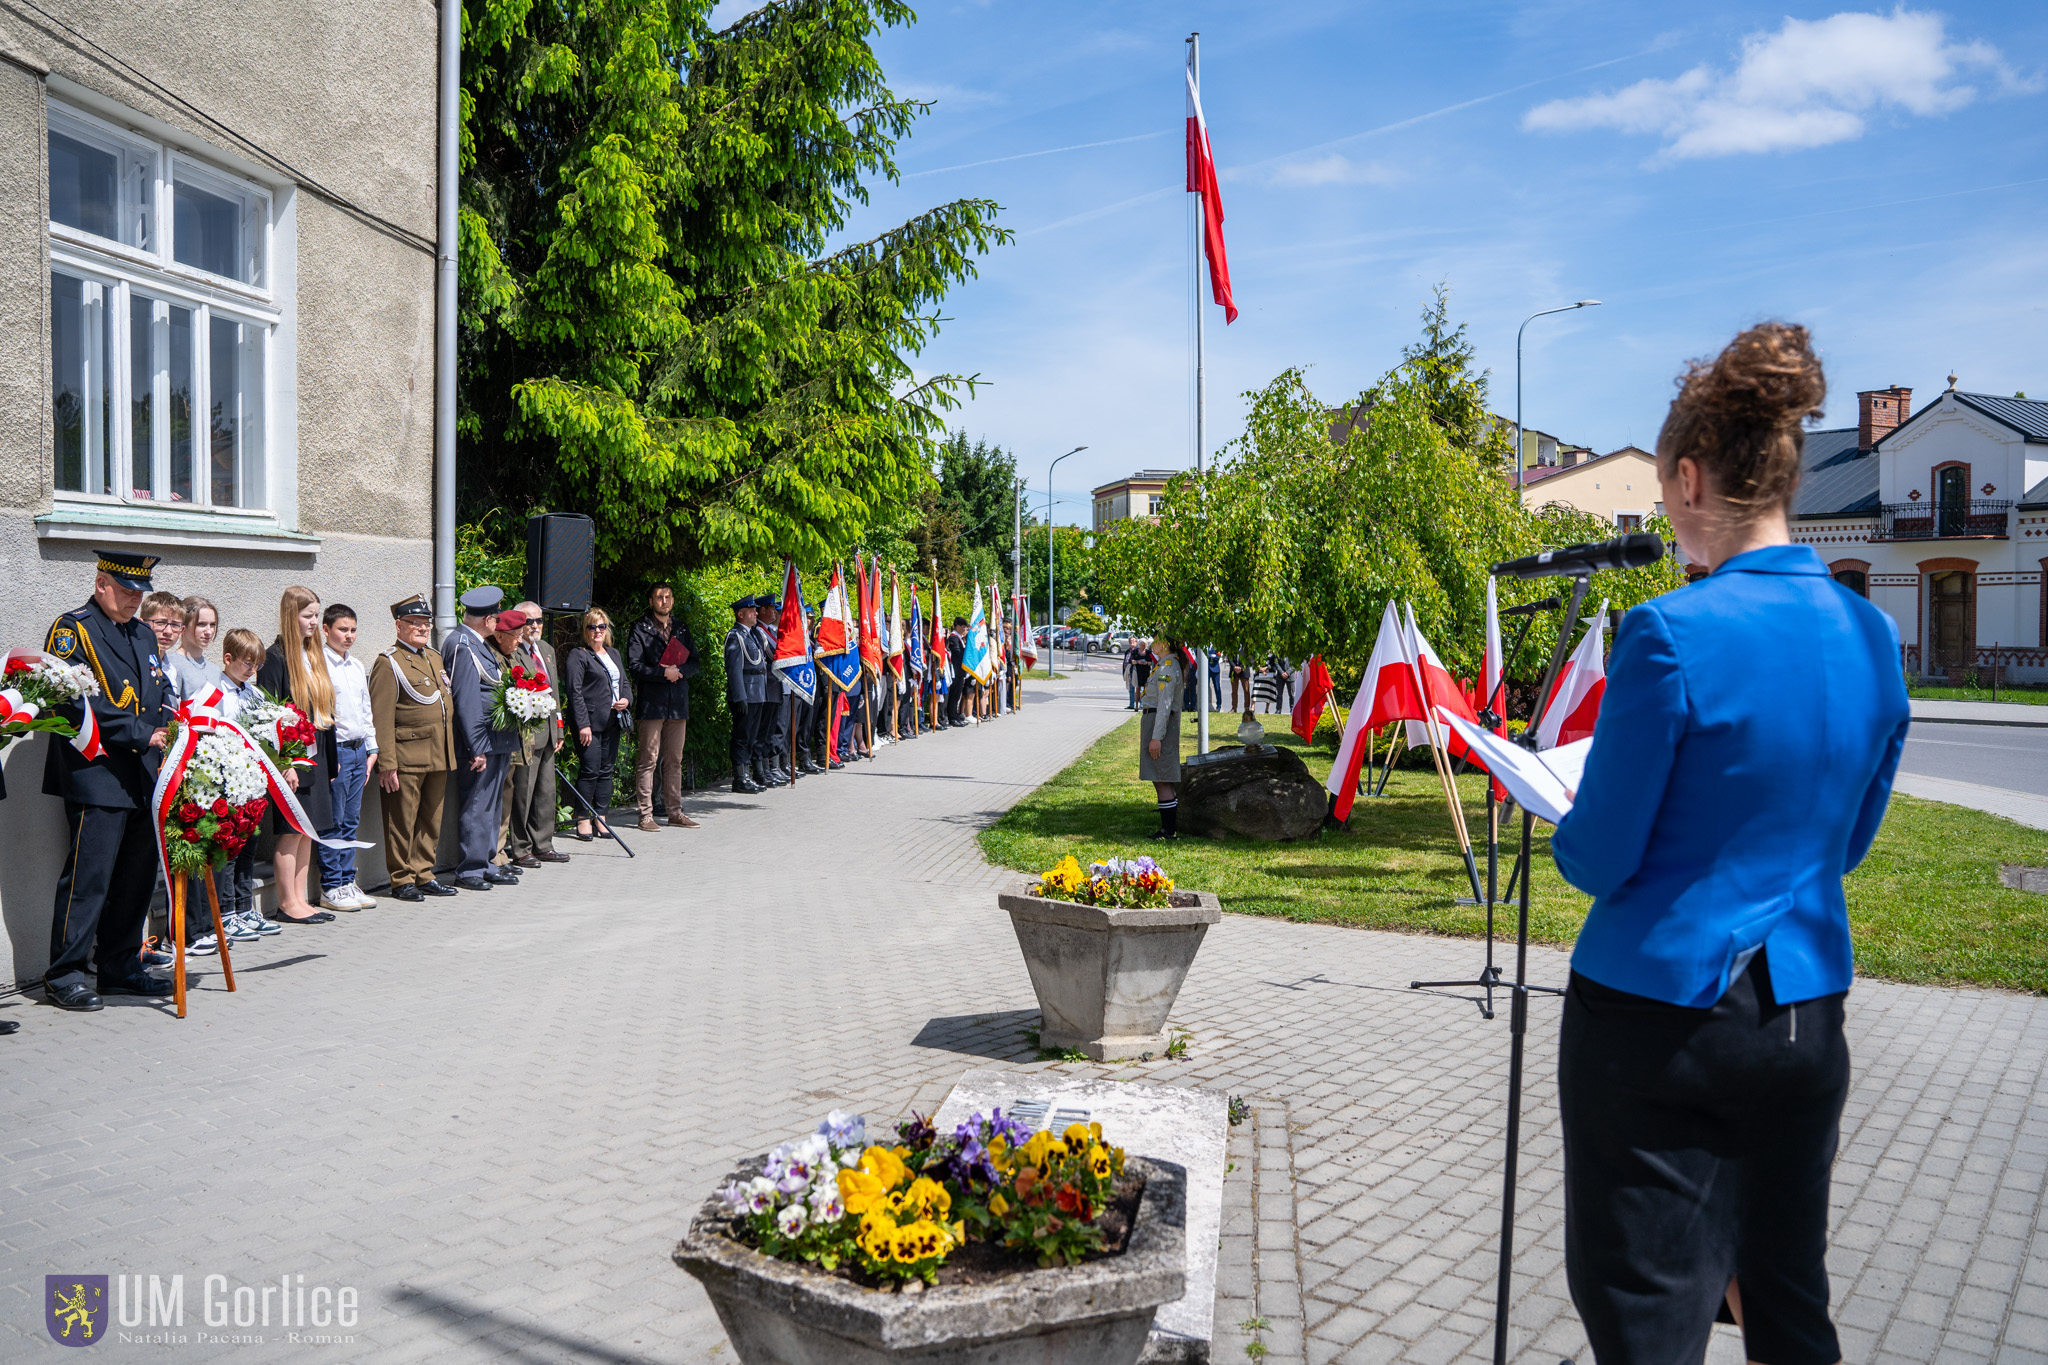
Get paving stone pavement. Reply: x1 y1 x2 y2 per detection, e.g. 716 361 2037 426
3 675 2046 1364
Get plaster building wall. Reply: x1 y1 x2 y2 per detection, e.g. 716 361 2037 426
0 2 440 986
1519 450 1661 524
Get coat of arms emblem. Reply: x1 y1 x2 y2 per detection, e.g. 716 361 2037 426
46 1275 107 1346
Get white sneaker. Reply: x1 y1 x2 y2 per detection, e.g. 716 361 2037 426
240 910 282 938
187 932 219 956
345 880 377 909
224 915 261 943
319 885 363 912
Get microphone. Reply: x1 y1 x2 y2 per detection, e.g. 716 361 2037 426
1499 596 1560 618
1492 533 1666 581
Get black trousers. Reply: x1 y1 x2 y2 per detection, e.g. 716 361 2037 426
48 802 158 989
946 675 967 725
573 726 622 819
1560 951 1848 1365
755 696 787 771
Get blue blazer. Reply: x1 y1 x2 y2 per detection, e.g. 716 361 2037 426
1551 544 1910 1007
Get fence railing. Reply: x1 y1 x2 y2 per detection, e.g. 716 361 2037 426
1874 499 2011 541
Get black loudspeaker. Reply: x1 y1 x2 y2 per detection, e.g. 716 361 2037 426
525 513 595 614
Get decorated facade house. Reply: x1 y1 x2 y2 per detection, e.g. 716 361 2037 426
1790 382 2048 682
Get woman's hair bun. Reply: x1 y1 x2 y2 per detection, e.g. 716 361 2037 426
1678 322 1825 428
1658 321 1827 512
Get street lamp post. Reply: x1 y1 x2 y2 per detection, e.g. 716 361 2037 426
1046 446 1085 674
1515 301 1602 494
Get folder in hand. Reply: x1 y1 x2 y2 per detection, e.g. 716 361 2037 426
659 637 690 669
1435 709 1590 825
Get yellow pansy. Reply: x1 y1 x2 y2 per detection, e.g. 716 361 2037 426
859 1144 910 1189
839 1167 887 1214
1088 1144 1113 1179
906 1177 951 1218
988 1135 1014 1172
1021 1131 1067 1167
890 1227 920 1262
1062 1123 1092 1147
988 1191 1010 1216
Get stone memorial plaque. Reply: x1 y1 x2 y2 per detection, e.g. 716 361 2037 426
932 1068 1230 1363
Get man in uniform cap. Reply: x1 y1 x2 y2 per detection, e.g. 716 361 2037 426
446 586 522 891
41 550 174 1009
723 596 768 794
369 593 459 902
752 595 790 788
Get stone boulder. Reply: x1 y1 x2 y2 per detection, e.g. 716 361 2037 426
1179 745 1325 841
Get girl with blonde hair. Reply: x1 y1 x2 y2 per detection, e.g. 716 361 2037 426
256 585 339 924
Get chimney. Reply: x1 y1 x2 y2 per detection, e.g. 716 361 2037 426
1858 385 1912 450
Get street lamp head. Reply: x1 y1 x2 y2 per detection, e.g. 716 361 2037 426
1575 299 1602 308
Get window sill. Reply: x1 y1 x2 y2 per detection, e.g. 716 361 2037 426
36 504 319 555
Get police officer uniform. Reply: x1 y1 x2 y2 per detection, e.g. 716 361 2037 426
42 550 174 1008
752 595 789 788
446 587 521 889
368 594 458 902
723 597 768 794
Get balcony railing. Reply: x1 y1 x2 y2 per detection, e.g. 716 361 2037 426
1873 499 2011 542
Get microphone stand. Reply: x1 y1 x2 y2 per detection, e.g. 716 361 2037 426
1408 610 1542 1018
1490 571 1589 1365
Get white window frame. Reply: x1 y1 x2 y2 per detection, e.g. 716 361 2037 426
1614 509 1647 531
46 94 284 524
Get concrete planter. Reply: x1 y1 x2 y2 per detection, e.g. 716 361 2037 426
674 1155 1187 1365
999 882 1222 1061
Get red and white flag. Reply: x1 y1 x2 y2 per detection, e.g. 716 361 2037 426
1185 61 1238 324
1290 655 1336 744
1400 603 1482 758
1482 578 1504 727
1535 599 1609 750
1324 604 1420 820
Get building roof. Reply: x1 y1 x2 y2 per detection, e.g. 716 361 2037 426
1516 444 1655 487
1878 390 2048 448
1790 426 1877 518
1091 470 1181 496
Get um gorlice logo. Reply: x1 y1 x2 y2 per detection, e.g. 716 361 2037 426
46 1275 107 1346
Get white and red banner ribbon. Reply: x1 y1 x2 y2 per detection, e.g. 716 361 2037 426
149 688 371 886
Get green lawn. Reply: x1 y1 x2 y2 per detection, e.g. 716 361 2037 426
1908 683 2048 706
979 712 2048 995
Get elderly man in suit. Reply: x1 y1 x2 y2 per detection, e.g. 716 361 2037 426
447 586 522 892
500 600 569 868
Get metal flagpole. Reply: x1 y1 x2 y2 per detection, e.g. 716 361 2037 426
1188 31 1210 756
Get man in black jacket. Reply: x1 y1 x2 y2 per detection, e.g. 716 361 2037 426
41 551 174 1010
945 617 970 728
625 584 700 832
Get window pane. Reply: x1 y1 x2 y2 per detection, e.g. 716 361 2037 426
49 131 118 239
209 315 262 507
175 179 239 280
169 305 194 502
128 299 154 499
51 272 112 495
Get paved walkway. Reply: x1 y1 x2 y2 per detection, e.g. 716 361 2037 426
3 676 2046 1364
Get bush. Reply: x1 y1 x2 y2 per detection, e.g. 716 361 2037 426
1065 606 1106 634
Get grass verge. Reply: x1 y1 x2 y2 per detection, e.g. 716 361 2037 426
978 712 2048 994
1908 684 2048 706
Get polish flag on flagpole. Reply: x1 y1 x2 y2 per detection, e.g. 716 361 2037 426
1535 599 1609 750
1482 578 1504 726
1324 603 1420 820
1400 604 1482 759
1185 58 1237 324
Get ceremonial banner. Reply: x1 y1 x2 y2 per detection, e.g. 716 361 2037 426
1013 594 1036 668
930 581 948 696
887 568 905 677
772 560 816 704
1324 603 1419 820
816 564 862 694
963 581 992 684
1535 599 1609 750
906 584 927 679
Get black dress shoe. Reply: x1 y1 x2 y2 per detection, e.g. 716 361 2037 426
273 909 336 924
420 880 460 897
765 768 789 788
732 778 762 795
483 868 519 885
45 981 102 1011
827 759 844 770
535 850 572 863
454 875 494 891
392 883 425 903
573 830 595 843
511 855 542 869
99 973 175 998
0 1019 19 1034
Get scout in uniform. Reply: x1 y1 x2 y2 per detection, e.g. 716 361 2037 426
369 594 459 902
1138 639 1186 841
446 586 522 890
723 596 768 794
42 550 175 1009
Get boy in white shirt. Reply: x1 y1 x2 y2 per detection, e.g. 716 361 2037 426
317 604 379 912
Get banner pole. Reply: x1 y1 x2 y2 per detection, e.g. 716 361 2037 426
172 875 187 1019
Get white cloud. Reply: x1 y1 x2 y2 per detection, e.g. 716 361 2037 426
1523 8 2031 159
1263 154 1403 188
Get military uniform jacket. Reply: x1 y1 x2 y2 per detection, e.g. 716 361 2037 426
724 624 768 707
1141 655 1184 741
42 600 169 809
368 643 456 773
446 625 520 760
755 624 785 703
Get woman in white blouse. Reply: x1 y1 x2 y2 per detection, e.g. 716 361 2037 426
564 608 634 841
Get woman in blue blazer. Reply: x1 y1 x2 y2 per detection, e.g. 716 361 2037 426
1550 323 1910 1365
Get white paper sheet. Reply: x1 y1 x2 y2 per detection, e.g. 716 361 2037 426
1436 710 1589 825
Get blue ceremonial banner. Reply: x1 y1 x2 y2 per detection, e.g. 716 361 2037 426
963 582 992 684
771 560 816 705
907 590 926 678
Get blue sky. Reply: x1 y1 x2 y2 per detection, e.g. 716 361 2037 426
810 2 2048 526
